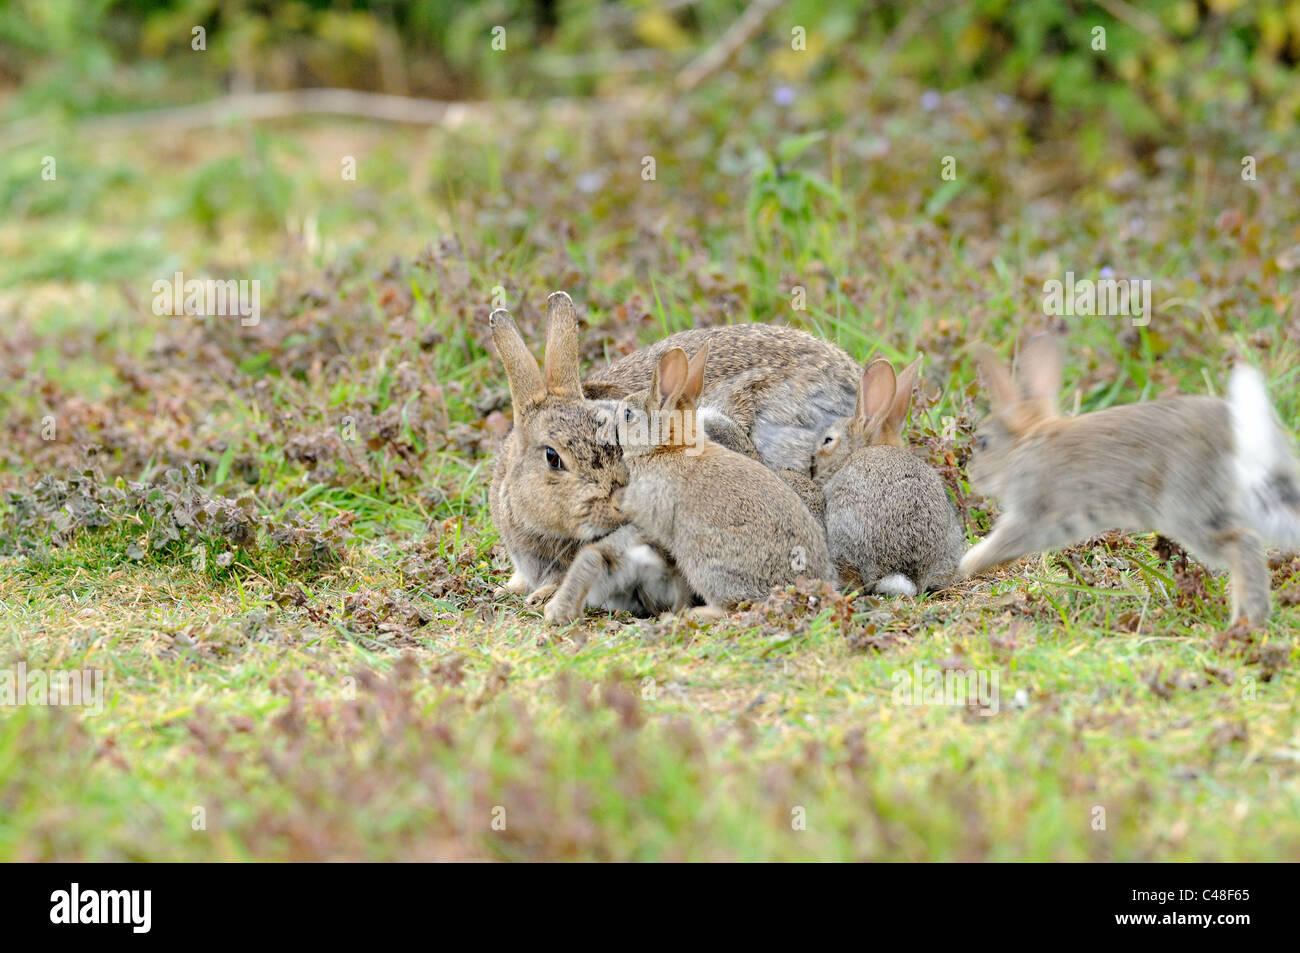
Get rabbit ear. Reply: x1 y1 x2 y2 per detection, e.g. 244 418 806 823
654 348 690 409
682 341 709 404
855 359 897 433
489 309 546 414
543 291 584 398
973 344 1017 411
878 354 922 445
1017 333 1061 413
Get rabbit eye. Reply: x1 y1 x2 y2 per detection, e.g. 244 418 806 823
624 407 634 424
823 435 834 446
544 447 564 471
973 435 988 451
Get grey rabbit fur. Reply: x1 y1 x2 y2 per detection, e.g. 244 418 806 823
961 333 1300 626
811 355 965 596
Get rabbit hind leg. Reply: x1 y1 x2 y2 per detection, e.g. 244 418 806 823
543 545 612 623
1177 521 1271 627
1224 529 1271 626
685 605 726 623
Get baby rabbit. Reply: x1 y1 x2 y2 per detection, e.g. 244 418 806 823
614 342 834 619
811 356 965 596
961 333 1300 626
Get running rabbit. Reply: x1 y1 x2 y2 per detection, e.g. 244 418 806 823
961 333 1300 626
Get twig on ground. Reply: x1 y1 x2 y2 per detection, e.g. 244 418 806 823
0 88 662 149
674 0 784 94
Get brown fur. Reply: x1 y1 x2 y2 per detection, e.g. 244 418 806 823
615 344 835 615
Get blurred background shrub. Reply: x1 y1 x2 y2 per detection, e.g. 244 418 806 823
1 0 1297 136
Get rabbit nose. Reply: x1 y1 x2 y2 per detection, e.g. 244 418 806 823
610 486 626 513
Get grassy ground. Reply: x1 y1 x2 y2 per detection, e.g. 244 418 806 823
2 60 1299 860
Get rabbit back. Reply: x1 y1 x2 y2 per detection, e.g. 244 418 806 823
822 445 965 594
624 445 834 607
587 324 859 471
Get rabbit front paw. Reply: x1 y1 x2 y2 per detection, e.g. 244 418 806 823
525 582 559 606
543 595 582 625
958 541 991 578
494 571 533 598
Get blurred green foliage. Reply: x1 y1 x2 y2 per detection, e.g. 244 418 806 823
1 0 1297 135
179 131 298 233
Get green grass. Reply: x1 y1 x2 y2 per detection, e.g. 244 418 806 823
1 50 1299 860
